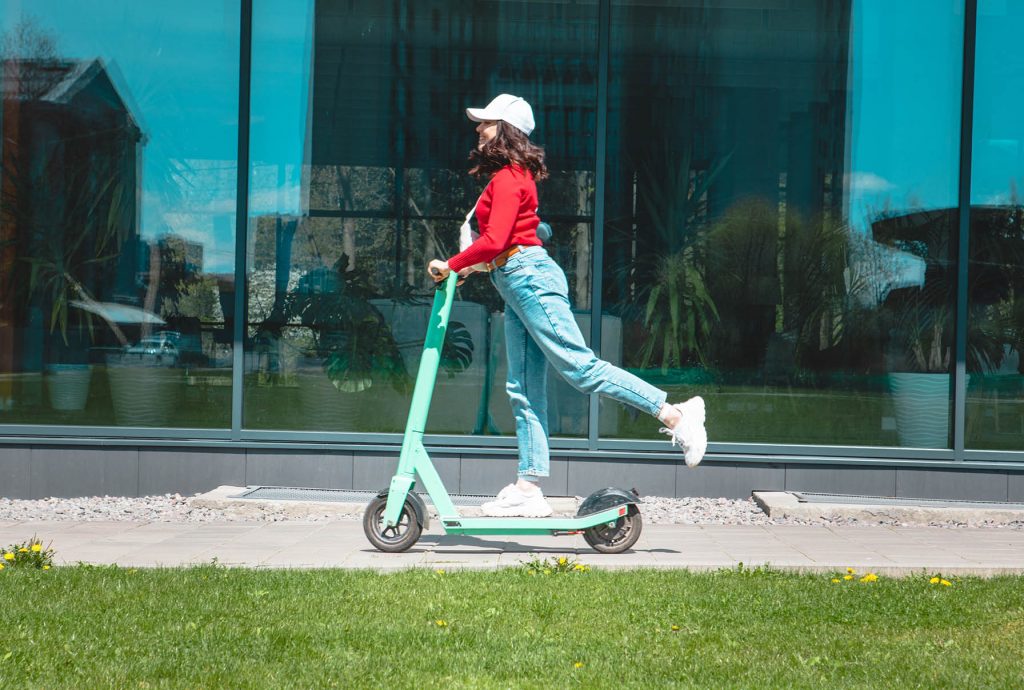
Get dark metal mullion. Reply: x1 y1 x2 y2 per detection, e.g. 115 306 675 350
393 0 408 292
588 0 610 451
230 0 254 442
953 0 978 460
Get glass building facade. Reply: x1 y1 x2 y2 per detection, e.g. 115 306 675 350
1 0 1022 498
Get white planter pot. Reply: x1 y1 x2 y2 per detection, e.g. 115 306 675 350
45 364 93 412
106 360 181 427
888 372 954 448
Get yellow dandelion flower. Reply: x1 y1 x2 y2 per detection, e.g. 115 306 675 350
940 579 951 587
930 576 940 584
670 625 680 632
0 563 5 571
434 620 447 627
574 662 584 669
843 574 854 581
860 573 878 583
3 553 13 561
831 578 840 583
42 565 50 570
17 547 28 553
435 569 445 575
846 567 855 574
558 557 568 566
31 544 42 553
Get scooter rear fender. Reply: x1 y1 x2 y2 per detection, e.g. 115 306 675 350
575 487 641 518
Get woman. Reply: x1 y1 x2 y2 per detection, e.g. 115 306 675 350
428 94 707 518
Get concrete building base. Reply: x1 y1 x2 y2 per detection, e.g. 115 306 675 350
2 444 1024 503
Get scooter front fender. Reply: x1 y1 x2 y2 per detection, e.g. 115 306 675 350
377 488 431 531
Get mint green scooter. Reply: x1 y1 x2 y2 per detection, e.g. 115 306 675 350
363 271 642 554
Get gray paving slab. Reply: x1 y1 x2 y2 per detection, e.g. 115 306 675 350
3 518 1024 575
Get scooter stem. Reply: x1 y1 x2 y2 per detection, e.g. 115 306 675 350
384 272 459 527
402 272 458 440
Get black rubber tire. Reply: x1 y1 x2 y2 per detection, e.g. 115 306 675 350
363 494 422 553
583 507 643 554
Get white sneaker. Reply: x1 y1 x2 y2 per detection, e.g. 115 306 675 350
480 485 553 517
660 396 708 468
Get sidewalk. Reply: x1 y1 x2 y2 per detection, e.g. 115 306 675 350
3 519 1024 576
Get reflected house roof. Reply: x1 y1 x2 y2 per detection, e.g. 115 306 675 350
1 57 144 144
2 57 147 345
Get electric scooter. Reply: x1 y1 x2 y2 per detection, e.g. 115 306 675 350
363 270 642 554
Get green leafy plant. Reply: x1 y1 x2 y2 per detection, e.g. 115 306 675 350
0 536 55 570
440 320 474 378
288 254 409 393
611 139 731 371
519 555 590 575
638 246 719 370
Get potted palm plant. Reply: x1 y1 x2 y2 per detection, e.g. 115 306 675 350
287 255 409 430
15 161 133 413
615 138 730 373
877 209 1006 447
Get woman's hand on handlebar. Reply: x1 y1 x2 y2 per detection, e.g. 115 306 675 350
428 259 469 286
427 259 450 283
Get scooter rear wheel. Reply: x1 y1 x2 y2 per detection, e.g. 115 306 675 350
363 494 422 552
583 507 642 554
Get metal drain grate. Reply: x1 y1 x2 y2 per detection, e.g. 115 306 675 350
792 492 1024 511
232 486 494 507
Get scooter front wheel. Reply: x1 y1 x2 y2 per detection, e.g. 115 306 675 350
363 494 422 552
583 507 643 554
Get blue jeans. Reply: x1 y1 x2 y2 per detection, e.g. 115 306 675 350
490 246 667 479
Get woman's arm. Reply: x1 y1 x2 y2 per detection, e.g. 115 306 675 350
446 170 521 272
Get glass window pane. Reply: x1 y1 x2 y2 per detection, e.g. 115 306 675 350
0 2 239 428
244 0 598 436
966 0 1024 451
601 1 963 447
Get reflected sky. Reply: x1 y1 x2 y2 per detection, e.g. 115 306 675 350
846 0 964 232
2 1 241 272
248 0 314 218
972 0 1023 204
3 0 1021 272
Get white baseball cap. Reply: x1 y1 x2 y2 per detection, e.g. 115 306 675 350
466 94 535 136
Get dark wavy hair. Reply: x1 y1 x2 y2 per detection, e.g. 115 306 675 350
468 121 549 181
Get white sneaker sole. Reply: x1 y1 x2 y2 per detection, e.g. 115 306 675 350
664 396 708 468
480 501 553 518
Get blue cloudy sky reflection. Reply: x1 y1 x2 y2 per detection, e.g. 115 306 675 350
3 0 1020 273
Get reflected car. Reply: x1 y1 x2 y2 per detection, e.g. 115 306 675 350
123 332 180 366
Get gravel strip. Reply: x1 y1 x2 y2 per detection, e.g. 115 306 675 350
1 494 1022 529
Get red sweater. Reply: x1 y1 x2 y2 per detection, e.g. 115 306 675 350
446 164 542 272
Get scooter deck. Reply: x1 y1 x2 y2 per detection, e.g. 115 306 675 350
438 504 631 536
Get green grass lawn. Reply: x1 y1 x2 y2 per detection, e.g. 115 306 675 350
2 565 1022 688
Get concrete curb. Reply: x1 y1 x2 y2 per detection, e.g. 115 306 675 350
191 485 581 520
753 491 1024 526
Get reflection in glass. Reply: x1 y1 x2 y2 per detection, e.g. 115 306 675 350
244 0 598 436
966 0 1024 450
601 0 963 447
0 2 239 428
